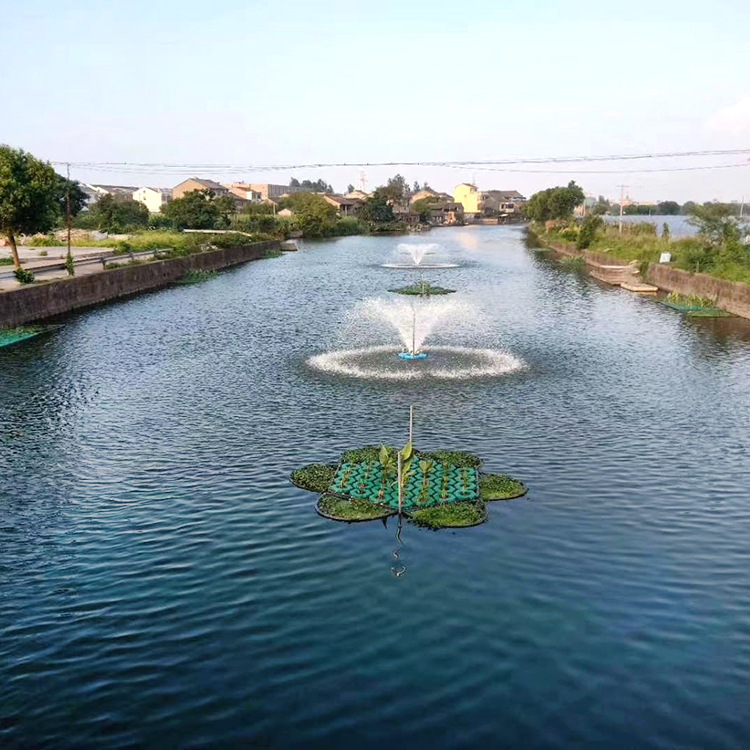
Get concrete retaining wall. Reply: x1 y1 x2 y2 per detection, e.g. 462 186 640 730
646 263 750 319
0 240 279 328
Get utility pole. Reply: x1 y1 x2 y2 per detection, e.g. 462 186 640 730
66 163 74 276
617 184 628 234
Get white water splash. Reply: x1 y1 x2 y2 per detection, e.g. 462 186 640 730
397 242 440 266
307 345 526 381
358 297 473 353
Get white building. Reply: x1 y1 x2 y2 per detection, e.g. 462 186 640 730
133 187 172 213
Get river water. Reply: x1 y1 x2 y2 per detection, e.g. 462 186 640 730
2 226 750 748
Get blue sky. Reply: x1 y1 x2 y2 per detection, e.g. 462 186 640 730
3 0 750 202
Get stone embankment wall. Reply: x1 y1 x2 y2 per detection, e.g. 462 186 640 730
646 263 750 319
541 233 750 320
0 241 279 328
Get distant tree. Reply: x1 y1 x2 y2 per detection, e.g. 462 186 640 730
240 202 275 216
278 192 337 236
413 180 421 194
358 194 395 224
688 203 742 249
59 177 88 218
89 194 149 232
347 184 355 194
592 195 610 215
680 201 697 215
163 190 221 229
525 181 585 222
375 174 409 202
657 201 680 215
412 196 439 223
213 195 238 227
293 178 333 193
0 145 66 269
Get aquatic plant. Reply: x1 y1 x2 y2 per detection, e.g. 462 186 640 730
176 269 218 285
290 464 336 493
416 449 481 469
409 501 487 529
389 282 456 296
479 474 528 500
317 496 393 521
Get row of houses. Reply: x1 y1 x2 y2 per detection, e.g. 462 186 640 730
82 179 526 225
81 179 305 214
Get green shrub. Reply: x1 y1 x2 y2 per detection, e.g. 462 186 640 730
14 268 35 284
39 250 48 257
113 241 133 255
0 258 13 266
576 215 603 249
30 235 59 247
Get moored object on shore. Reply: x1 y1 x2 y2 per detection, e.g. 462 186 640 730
280 240 298 251
0 325 59 350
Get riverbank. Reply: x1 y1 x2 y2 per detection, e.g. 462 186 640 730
528 225 750 320
0 239 279 328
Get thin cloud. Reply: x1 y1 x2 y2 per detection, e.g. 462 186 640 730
708 95 750 135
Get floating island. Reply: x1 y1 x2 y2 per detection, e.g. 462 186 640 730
388 282 456 297
291 444 527 529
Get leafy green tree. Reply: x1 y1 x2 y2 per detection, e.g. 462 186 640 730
291 177 333 192
680 201 697 215
347 184 355 194
89 194 149 232
688 203 741 248
213 195 237 228
412 196 439 222
279 192 337 236
163 190 221 229
0 145 65 269
525 181 585 222
375 174 409 202
657 200 680 215
358 194 395 224
240 202 275 216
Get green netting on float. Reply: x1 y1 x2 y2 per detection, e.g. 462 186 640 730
0 328 44 349
329 461 479 509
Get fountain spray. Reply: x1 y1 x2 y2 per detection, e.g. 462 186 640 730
398 300 428 360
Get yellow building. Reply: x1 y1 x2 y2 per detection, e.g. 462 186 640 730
453 183 482 216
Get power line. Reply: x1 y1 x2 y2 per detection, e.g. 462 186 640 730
50 148 750 175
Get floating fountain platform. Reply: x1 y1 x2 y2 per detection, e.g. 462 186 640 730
398 351 428 360
381 262 459 269
389 282 456 296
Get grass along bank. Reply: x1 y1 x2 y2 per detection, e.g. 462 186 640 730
529 208 750 285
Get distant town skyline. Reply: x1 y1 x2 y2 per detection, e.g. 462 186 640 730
3 0 750 203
